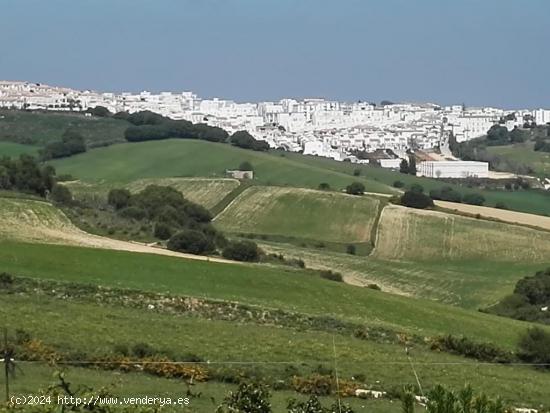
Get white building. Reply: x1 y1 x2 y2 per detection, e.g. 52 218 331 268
418 161 489 179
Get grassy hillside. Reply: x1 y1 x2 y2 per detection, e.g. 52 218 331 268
3 239 547 349
373 204 550 262
0 141 39 157
256 240 548 309
0 108 129 147
487 142 550 176
50 139 396 194
215 186 381 244
3 292 550 408
280 151 550 216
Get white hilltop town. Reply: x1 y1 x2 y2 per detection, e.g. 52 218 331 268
2 80 550 179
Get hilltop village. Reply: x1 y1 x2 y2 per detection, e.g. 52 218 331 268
1 80 550 178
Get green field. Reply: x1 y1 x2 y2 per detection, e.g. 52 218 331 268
0 141 39 157
50 139 396 194
280 151 550 216
2 239 547 349
2 292 550 408
0 108 129 147
487 142 550 176
215 186 381 244
256 240 548 309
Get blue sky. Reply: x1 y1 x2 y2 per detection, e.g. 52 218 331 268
1 0 549 107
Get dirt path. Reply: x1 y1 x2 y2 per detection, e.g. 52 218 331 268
435 200 550 231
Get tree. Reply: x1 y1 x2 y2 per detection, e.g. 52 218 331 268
393 180 405 188
230 131 269 151
518 327 550 367
510 127 527 143
217 382 272 413
346 244 356 255
345 182 365 195
318 182 330 190
409 183 424 193
153 222 172 240
107 188 131 210
353 168 361 176
50 184 72 204
408 156 417 175
486 125 509 144
167 230 215 255
222 240 260 262
239 161 253 171
401 190 434 209
399 159 409 174
86 106 111 117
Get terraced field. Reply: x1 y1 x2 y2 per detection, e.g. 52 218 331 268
127 177 240 209
215 186 381 243
373 204 550 262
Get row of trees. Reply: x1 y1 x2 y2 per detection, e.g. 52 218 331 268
122 110 269 152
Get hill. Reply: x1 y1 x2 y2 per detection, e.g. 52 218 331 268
280 151 550 216
49 139 397 194
0 108 129 147
487 142 550 176
215 186 381 247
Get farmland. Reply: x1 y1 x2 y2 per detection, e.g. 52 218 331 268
373 204 550 262
215 186 381 245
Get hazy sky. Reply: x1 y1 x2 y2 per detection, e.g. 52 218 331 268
1 0 549 107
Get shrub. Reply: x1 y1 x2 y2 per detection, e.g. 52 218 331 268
463 193 485 206
353 168 361 176
131 342 156 358
346 244 356 255
50 184 73 205
429 186 462 203
167 230 215 255
222 240 260 262
0 272 14 288
495 202 508 209
217 382 272 413
119 206 146 220
107 188 131 210
318 182 331 190
319 270 343 282
518 327 550 367
291 374 333 396
409 183 424 193
153 222 172 240
345 182 365 195
400 190 434 209
239 161 253 171
430 335 513 363
392 180 405 188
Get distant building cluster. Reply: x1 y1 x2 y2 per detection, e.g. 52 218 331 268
2 80 549 177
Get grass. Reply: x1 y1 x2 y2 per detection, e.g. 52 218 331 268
0 108 129 147
0 141 39 157
1 240 548 350
2 293 550 408
256 240 549 309
6 363 401 413
487 142 550 176
49 139 396 194
215 186 381 244
280 151 550 216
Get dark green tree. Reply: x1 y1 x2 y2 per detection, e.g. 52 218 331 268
345 182 365 195
107 188 131 210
